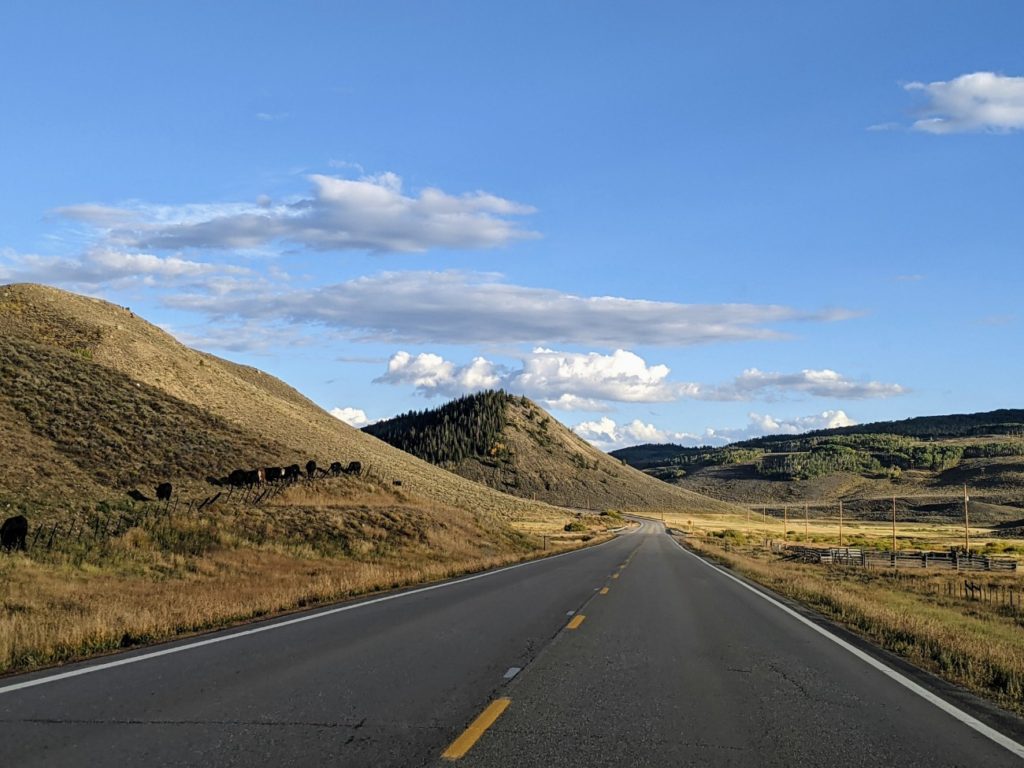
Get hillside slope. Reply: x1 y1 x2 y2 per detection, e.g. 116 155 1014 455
0 283 569 527
365 391 743 514
611 414 1024 522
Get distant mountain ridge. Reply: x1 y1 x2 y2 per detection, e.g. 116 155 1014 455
609 408 1024 520
365 390 743 514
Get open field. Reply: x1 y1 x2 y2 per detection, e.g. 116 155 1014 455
678 534 1024 715
654 508 1024 557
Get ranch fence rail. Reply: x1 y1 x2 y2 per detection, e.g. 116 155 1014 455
777 544 1018 572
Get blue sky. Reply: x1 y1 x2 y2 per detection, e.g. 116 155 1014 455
2 2 1022 450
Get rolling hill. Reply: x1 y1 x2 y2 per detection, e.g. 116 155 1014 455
364 391 744 515
0 283 576 532
611 412 1024 522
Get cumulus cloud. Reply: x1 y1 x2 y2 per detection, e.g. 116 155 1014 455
375 348 692 405
330 407 372 428
374 351 506 398
373 348 905 410
59 172 538 254
902 72 1024 133
0 247 249 289
167 270 847 347
573 417 703 452
704 410 857 443
574 410 860 452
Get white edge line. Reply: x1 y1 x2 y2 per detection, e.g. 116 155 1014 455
668 535 1024 759
0 528 638 696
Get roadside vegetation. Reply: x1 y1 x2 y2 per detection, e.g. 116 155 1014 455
0 480 614 675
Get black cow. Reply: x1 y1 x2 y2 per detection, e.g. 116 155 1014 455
305 460 317 479
206 475 224 487
265 466 284 483
128 489 151 502
345 461 362 476
227 469 249 487
284 464 302 483
328 461 343 476
0 515 28 551
155 482 172 502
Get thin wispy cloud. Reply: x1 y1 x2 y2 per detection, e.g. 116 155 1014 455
166 270 851 347
0 247 249 290
59 172 538 254
898 72 1024 134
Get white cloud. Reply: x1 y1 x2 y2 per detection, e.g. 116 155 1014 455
375 348 690 404
167 270 847 347
330 407 372 428
514 348 692 403
704 410 857 443
705 368 906 401
374 351 506 398
575 409 860 452
573 417 702 452
903 72 1024 134
0 247 249 289
60 172 538 254
373 348 904 409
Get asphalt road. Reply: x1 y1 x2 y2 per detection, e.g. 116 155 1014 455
2 519 1023 766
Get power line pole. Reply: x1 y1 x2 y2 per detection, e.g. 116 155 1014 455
783 505 788 542
964 484 970 553
892 496 897 555
839 499 844 548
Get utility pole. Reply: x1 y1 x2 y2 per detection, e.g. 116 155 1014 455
964 484 970 553
839 499 844 548
762 505 767 544
892 496 897 554
783 505 788 541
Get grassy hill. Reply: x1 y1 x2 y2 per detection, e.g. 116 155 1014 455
611 412 1024 522
0 283 579 526
364 391 744 515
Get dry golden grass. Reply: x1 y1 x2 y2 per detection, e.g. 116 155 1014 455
681 535 1024 714
654 510 1024 557
0 485 603 676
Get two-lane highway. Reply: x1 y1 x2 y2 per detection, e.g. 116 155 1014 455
3 519 1023 766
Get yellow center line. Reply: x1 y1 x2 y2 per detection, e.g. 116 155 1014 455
612 573 619 579
599 587 609 595
441 698 512 760
566 614 586 629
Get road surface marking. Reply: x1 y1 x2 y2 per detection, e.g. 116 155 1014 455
671 537 1024 760
503 667 521 680
566 610 575 616
442 698 511 760
612 573 619 579
566 615 586 630
599 587 609 595
0 532 637 697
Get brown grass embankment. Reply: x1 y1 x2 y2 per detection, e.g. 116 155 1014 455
0 484 612 677
678 534 1024 715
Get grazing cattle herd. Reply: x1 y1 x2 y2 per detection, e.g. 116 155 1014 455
0 457 372 554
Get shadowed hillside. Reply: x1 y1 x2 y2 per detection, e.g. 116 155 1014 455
365 391 744 515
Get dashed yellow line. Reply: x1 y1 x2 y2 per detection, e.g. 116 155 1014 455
599 587 609 595
567 614 586 630
612 573 619 579
441 698 512 760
